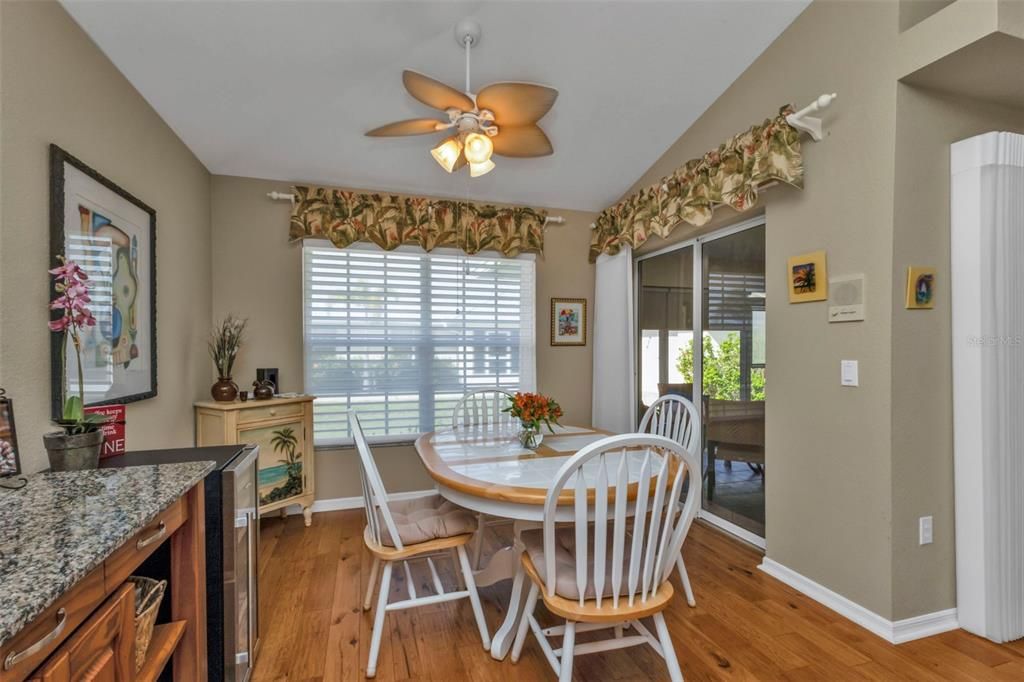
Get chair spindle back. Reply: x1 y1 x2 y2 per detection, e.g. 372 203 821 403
639 394 700 452
541 433 700 609
350 411 404 550
452 388 516 430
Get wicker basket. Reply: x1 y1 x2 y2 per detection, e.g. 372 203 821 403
127 576 167 672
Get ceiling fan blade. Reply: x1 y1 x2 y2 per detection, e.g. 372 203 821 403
491 124 553 158
403 70 474 112
476 82 559 126
365 118 447 137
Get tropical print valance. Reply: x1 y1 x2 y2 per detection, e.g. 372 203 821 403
589 105 803 262
289 186 548 257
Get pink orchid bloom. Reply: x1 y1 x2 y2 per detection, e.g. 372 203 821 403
48 318 70 332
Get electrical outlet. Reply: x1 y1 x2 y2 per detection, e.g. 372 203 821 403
919 516 933 545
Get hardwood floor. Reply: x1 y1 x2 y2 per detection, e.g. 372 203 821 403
252 510 1024 681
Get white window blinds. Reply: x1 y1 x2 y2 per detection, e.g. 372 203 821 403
303 242 536 445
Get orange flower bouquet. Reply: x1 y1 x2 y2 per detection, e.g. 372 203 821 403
504 392 563 449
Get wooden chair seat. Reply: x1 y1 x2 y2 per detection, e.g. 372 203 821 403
521 551 674 623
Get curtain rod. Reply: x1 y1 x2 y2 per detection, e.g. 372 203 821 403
266 191 565 224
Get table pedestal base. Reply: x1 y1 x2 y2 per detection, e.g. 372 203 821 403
489 563 530 660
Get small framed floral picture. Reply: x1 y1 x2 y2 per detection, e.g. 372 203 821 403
551 298 587 346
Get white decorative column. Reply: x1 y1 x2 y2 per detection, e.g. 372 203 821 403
951 131 1024 643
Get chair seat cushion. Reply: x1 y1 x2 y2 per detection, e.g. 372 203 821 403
378 494 478 547
521 527 636 601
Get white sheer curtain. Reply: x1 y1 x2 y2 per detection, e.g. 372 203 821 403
591 246 635 433
952 131 1024 642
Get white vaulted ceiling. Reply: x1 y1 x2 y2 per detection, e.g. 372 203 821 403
61 0 809 211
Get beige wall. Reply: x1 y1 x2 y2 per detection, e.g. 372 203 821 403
0 1 212 473
623 0 901 619
210 174 596 499
889 84 1024 619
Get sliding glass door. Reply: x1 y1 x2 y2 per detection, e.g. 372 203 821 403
700 225 766 539
636 221 766 543
637 245 696 423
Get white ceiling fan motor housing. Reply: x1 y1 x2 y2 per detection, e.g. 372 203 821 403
454 19 482 48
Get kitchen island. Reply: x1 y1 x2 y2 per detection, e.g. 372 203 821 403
0 462 214 681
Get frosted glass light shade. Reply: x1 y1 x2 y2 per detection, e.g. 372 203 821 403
469 159 495 177
464 133 493 164
431 137 463 173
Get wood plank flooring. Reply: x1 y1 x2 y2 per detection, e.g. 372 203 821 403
252 510 1024 681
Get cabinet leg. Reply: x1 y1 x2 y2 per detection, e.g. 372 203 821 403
303 505 313 526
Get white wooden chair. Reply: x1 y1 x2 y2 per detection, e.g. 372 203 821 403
452 388 516 567
639 394 701 607
452 388 516 430
510 433 700 682
350 412 491 677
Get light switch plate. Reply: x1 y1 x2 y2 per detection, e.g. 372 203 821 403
919 516 933 545
841 360 859 386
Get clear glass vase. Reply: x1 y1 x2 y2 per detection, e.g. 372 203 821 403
518 423 544 449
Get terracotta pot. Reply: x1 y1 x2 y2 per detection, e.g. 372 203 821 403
43 430 104 471
211 376 239 402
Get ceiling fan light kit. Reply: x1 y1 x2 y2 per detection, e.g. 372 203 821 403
366 19 557 178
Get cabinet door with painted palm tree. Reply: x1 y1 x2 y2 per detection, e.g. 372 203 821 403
239 420 307 507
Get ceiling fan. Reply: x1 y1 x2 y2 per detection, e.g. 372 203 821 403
366 19 558 178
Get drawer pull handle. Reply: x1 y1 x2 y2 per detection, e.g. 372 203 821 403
136 521 167 550
269 409 277 416
3 608 67 670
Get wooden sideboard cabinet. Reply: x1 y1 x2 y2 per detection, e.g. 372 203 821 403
194 396 316 525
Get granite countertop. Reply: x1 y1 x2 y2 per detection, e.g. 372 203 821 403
0 462 215 647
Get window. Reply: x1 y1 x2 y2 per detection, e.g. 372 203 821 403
303 242 536 445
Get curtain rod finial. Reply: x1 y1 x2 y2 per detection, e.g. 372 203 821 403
267 191 296 206
787 92 837 142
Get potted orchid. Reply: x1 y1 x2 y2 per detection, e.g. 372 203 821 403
43 257 108 470
503 392 563 449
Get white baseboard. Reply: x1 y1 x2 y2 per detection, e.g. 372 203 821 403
758 558 959 644
892 607 960 644
282 489 435 515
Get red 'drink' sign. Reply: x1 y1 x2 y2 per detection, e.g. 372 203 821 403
84 404 126 458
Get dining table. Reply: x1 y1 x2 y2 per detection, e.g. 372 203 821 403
415 422 639 660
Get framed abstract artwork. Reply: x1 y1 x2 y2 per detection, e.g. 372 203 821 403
905 266 936 309
551 298 587 346
787 250 828 303
49 145 157 419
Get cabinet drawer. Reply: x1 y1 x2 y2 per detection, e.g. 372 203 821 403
27 583 134 682
237 402 304 425
0 568 105 682
104 497 186 593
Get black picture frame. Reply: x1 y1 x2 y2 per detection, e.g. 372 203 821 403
0 390 21 477
49 145 158 419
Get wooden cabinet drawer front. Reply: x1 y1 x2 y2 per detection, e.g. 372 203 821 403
104 497 186 593
27 583 135 682
0 568 105 682
236 402 304 425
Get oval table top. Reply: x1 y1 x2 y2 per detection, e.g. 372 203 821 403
414 424 674 522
